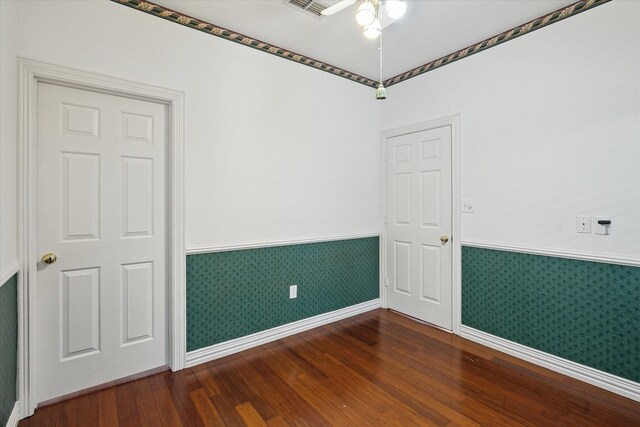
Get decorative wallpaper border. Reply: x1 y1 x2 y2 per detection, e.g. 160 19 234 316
111 0 379 88
111 0 610 90
383 0 610 87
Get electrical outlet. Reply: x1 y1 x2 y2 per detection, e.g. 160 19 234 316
289 285 297 299
576 215 591 233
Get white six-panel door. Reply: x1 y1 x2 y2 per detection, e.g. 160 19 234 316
386 126 453 330
36 83 168 402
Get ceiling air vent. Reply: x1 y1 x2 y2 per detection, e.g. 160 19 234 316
285 0 329 17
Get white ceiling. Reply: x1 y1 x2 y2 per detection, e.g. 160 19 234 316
155 0 576 80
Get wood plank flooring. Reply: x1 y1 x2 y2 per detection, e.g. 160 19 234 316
20 309 640 426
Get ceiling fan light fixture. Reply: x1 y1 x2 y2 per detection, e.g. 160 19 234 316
385 0 407 20
355 1 376 26
363 18 381 39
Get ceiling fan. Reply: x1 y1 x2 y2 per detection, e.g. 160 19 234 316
321 0 407 37
320 0 358 16
321 0 407 100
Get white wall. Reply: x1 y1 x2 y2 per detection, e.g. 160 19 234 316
0 0 19 278
16 0 382 250
17 1 637 259
382 1 640 258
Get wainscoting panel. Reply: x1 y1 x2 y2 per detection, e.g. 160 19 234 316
462 246 640 382
0 274 18 427
186 237 379 352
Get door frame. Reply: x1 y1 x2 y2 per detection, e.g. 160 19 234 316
17 58 186 417
380 115 461 334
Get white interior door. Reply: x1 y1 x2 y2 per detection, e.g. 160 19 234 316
36 83 168 402
386 125 453 330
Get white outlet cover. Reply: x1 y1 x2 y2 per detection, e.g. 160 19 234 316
576 215 591 233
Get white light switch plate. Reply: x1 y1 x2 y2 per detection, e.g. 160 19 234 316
462 199 476 213
289 285 297 299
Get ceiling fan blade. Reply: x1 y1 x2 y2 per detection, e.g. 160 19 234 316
321 0 357 16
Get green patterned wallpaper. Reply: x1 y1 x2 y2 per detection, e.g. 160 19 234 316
462 246 640 382
187 237 379 351
0 274 18 427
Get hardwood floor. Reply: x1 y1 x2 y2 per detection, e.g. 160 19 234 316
20 309 640 426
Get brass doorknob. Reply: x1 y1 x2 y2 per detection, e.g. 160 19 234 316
41 253 57 264
440 235 449 244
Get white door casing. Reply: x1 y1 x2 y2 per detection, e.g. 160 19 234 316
385 124 454 330
36 83 168 402
18 58 185 417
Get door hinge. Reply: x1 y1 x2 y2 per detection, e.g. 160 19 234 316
384 216 388 224
385 278 389 288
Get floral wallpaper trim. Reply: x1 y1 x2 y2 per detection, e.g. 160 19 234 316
383 0 610 87
111 0 380 88
111 0 610 91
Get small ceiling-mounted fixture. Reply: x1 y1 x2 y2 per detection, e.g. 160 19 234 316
375 9 386 100
363 18 381 39
353 0 406 39
355 1 375 26
286 0 330 17
323 0 407 35
385 0 407 20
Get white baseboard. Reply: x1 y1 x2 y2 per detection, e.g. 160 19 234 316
460 325 640 402
5 402 19 427
186 299 381 368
